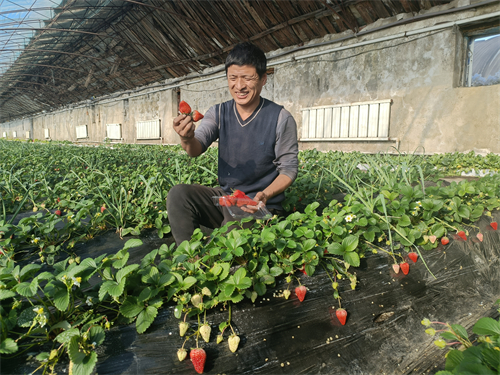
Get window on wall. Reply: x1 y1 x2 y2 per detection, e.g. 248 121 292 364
463 25 500 87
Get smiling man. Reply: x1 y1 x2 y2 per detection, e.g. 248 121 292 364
168 42 298 246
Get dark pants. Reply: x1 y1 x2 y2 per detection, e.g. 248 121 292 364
166 184 249 246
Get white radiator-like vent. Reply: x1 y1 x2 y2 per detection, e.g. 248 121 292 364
300 99 392 141
2 132 6 138
12 131 17 138
76 125 88 139
44 129 50 139
106 123 122 139
136 119 161 139
25 131 30 139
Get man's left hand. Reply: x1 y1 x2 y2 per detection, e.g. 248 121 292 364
240 191 268 214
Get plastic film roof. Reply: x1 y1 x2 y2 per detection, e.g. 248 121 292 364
0 0 455 122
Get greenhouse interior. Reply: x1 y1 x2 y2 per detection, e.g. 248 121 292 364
1 0 499 374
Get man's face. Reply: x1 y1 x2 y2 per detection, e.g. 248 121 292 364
227 65 267 111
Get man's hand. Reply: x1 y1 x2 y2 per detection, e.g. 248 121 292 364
173 114 195 140
240 191 268 214
173 114 202 157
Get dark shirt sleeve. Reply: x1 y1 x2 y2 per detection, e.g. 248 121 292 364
274 109 299 182
194 105 219 153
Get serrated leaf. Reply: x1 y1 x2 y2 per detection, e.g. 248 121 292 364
0 289 16 300
116 264 139 284
180 276 197 290
159 273 175 286
0 338 18 354
55 328 80 344
68 340 98 375
444 349 464 371
89 326 105 346
344 251 360 267
49 320 71 333
107 279 126 298
136 306 158 334
120 296 144 318
17 305 39 327
224 283 235 296
473 317 500 336
20 264 42 280
112 252 129 269
123 238 143 250
450 324 468 340
54 289 70 311
254 282 266 296
15 279 38 297
231 293 244 303
270 267 283 277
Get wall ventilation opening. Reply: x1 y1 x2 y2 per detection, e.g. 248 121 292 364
44 129 50 139
25 131 30 139
136 119 161 140
76 125 88 139
300 99 392 141
106 123 122 140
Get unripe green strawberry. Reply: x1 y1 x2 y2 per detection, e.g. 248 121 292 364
228 334 240 353
283 289 291 299
191 294 202 308
201 287 211 296
200 323 211 343
216 334 223 344
179 322 189 337
177 348 187 362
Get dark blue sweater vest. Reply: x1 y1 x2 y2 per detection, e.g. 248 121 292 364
216 98 284 209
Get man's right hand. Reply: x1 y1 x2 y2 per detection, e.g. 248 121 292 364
173 114 195 141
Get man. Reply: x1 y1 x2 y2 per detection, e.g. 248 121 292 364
167 42 298 246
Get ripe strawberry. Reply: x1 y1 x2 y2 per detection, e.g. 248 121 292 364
491 222 498 230
295 285 307 302
233 190 245 198
218 196 227 207
179 322 189 337
476 233 483 242
101 206 106 213
190 348 206 374
228 334 240 353
55 210 62 216
400 262 410 275
200 323 211 343
57 197 61 203
179 100 191 115
336 308 347 325
457 231 467 241
192 110 204 122
441 237 449 245
408 252 418 263
177 348 187 362
392 264 400 274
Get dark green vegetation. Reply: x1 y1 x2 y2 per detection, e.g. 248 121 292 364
1 139 499 374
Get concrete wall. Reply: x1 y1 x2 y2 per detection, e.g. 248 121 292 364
1 0 499 154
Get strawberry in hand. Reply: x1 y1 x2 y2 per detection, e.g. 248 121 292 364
179 100 192 115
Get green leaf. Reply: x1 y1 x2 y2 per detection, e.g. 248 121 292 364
89 326 105 346
327 243 344 255
270 267 283 277
261 228 276 243
237 277 252 290
0 290 16 300
482 348 500 372
343 235 359 252
224 283 235 296
120 296 145 318
116 264 139 284
180 276 197 290
68 337 98 375
17 306 38 327
49 320 71 332
112 252 130 269
450 324 468 340
444 349 464 371
233 267 246 285
344 251 360 267
473 317 500 336
108 279 126 298
440 331 458 340
159 273 175 286
55 328 80 344
54 289 70 311
254 282 266 296
20 264 42 280
302 239 316 252
0 338 18 354
398 214 411 227
136 306 158 334
123 238 143 250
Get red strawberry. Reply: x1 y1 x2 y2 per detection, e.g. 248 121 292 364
336 308 347 325
101 206 106 213
457 231 467 241
408 252 418 263
218 197 226 207
441 237 449 245
233 190 245 198
298 265 308 276
192 110 204 122
491 222 498 231
57 198 61 203
179 100 191 115
400 262 409 275
190 348 206 374
55 210 62 216
295 285 307 302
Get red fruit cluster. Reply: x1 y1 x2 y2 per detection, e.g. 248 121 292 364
179 101 204 122
219 190 257 207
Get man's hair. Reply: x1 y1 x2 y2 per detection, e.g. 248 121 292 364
225 42 267 78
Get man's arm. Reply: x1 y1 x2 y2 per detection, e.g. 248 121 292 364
256 174 293 205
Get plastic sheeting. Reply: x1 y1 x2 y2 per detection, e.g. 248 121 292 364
3 212 499 375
